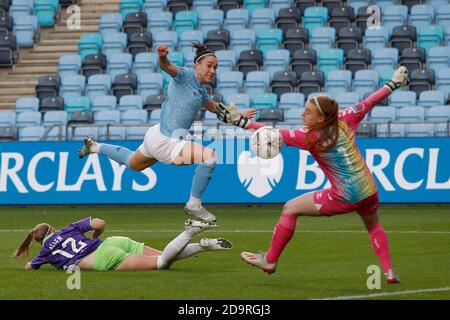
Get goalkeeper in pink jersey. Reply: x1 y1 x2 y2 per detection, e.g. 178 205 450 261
216 66 409 284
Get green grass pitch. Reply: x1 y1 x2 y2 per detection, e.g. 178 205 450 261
0 204 449 300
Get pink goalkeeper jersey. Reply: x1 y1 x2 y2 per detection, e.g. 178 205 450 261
249 87 391 203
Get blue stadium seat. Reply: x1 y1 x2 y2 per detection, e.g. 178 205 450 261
126 126 149 139
363 26 389 53
310 27 336 52
406 123 435 137
152 30 178 51
203 109 220 125
284 108 303 123
256 28 283 58
13 14 38 47
436 4 450 29
263 48 290 78
10 0 33 20
370 106 396 122
92 95 117 112
325 70 352 97
303 6 328 33
379 69 395 87
382 5 408 34
57 54 82 78
193 0 217 13
173 10 199 37
118 94 143 111
224 8 249 33
102 32 128 59
99 13 123 38
132 52 157 78
16 111 41 128
98 126 126 140
279 92 305 109
137 72 163 100
65 96 91 112
374 0 395 13
95 110 121 125
409 4 435 30
397 106 425 122
34 0 59 27
217 71 243 96
270 0 291 15
388 90 417 107
418 25 444 54
372 48 399 73
72 127 99 141
434 122 449 136
376 123 406 137
86 75 112 101
317 48 344 78
436 68 450 98
19 126 45 141
426 105 450 121
250 7 275 31
418 90 445 107
107 53 133 81
44 126 66 141
224 93 251 109
215 50 236 73
42 110 68 127
0 111 16 127
427 46 450 73
244 0 267 16
149 108 162 123
144 0 167 14
244 70 270 95
429 0 448 11
250 93 277 109
184 50 195 68
60 75 86 100
119 0 144 17
335 92 359 108
230 29 256 57
352 69 379 99
78 33 103 61
15 96 39 112
178 30 204 56
121 109 148 124
198 9 224 36
148 11 173 34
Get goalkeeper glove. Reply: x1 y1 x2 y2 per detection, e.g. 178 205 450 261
384 66 409 91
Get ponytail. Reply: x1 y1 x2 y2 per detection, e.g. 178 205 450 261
192 42 216 64
14 223 50 261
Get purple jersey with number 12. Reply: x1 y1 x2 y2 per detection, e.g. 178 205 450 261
31 217 103 270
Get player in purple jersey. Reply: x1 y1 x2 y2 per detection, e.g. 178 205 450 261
14 217 232 271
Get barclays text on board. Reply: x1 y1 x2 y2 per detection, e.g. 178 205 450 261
0 138 449 204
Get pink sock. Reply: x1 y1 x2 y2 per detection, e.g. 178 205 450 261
266 213 298 264
368 224 393 273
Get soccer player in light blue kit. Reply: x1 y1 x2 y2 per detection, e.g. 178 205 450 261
78 43 255 223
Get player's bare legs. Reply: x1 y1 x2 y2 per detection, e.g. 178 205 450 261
173 142 218 223
127 149 158 171
360 213 400 284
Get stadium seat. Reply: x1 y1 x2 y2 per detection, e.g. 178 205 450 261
137 73 164 100
198 10 224 37
204 29 230 52
132 52 157 78
352 69 379 99
363 26 389 53
436 4 450 29
0 34 18 66
10 0 33 20
94 110 121 125
203 108 220 125
78 33 103 61
92 95 117 112
224 8 249 33
218 0 240 14
230 28 256 57
144 94 165 111
388 90 417 107
382 5 408 34
0 111 16 127
310 27 335 52
289 48 316 78
303 6 328 33
121 109 148 124
102 32 128 60
263 48 290 78
344 48 371 76
335 92 359 108
15 111 41 128
376 123 406 137
408 4 435 30
65 96 91 112
271 70 297 97
97 125 125 141
178 30 204 56
122 12 147 38
243 0 267 16
99 13 123 37
34 0 59 27
148 11 173 34
436 68 450 99
275 7 301 34
250 93 278 109
399 47 426 73
317 48 344 78
378 69 395 88
236 49 263 76
284 107 303 123
194 0 217 13
336 27 362 55
279 92 305 109
42 111 68 127
152 30 178 51
16 96 39 113
354 5 371 33
426 105 450 121
434 122 449 137
126 126 149 139
418 25 444 54
256 28 283 58
39 97 64 112
389 25 417 55
250 7 275 31
86 74 112 101
107 53 133 81
298 71 324 97
256 108 284 122
405 123 435 137
57 54 82 78
372 48 399 73
370 106 396 122
0 127 18 141
173 10 198 37
214 49 236 74
71 127 99 141
143 0 167 13
418 90 445 107
283 27 308 56
329 6 354 35
118 95 143 111
224 93 251 109
81 53 107 78
217 71 243 96
149 108 162 123
119 0 144 17
409 68 435 96
13 14 38 47
69 111 94 126
427 46 450 73
325 70 352 97
19 126 45 141
244 71 270 95
128 32 153 57
397 106 425 122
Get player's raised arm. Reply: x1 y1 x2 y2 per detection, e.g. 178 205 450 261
91 218 105 240
157 44 178 78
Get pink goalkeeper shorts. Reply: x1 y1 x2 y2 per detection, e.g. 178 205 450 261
313 189 379 217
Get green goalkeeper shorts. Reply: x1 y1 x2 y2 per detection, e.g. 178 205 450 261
92 236 145 271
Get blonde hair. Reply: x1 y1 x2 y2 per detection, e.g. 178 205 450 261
14 223 51 261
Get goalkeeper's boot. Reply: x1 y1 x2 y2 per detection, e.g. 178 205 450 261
78 136 97 159
184 204 217 224
184 219 218 234
200 238 233 251
241 251 277 275
385 269 401 284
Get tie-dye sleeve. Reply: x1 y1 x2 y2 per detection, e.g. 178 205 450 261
339 86 392 130
247 122 310 149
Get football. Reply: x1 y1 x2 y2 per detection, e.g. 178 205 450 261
251 126 283 159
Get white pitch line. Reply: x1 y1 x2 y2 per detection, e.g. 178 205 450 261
0 229 449 234
314 287 450 300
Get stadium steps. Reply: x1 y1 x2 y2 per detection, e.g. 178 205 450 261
0 0 120 109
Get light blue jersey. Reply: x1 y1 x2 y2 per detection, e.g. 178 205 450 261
159 67 211 137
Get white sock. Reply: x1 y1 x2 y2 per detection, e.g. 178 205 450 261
157 230 196 270
173 243 204 261
91 142 100 153
187 195 202 209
